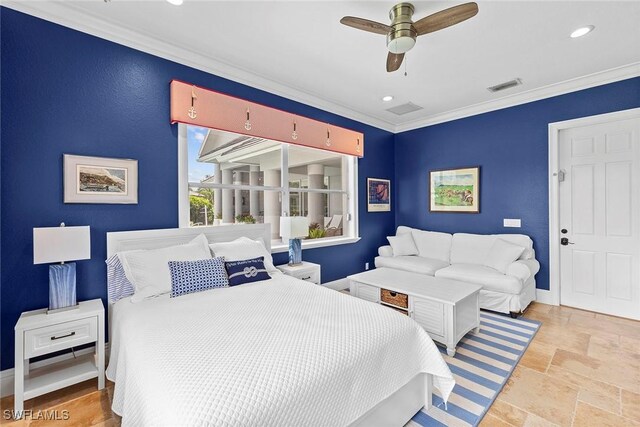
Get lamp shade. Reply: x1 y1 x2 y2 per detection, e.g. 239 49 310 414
280 217 309 240
34 226 91 264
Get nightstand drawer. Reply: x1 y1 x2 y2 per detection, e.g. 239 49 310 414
290 270 320 284
24 317 98 358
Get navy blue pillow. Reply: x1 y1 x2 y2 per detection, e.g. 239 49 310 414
225 256 271 286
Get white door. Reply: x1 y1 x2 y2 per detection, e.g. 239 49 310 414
559 117 640 319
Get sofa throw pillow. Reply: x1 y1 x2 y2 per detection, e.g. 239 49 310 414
168 257 229 297
225 257 271 286
387 233 418 257
483 239 525 274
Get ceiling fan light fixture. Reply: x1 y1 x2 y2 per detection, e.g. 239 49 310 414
382 95 394 102
166 0 184 6
340 2 479 72
570 25 594 38
387 35 416 54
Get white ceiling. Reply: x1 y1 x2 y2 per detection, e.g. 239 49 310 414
8 1 640 132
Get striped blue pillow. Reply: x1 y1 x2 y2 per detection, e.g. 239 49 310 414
225 257 271 286
169 257 229 297
106 255 135 304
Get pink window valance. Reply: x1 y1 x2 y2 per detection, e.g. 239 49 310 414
170 80 364 157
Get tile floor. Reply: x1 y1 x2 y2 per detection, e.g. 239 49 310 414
482 303 640 427
0 302 638 426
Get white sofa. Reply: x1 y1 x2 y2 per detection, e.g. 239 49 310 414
375 226 540 317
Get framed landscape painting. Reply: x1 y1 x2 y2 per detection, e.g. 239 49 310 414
64 154 138 204
367 178 391 212
429 167 480 213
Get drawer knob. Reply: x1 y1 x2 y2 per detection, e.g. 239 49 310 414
389 292 397 297
302 276 311 280
51 331 76 341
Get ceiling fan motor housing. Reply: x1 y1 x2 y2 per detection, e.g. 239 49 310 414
387 2 417 54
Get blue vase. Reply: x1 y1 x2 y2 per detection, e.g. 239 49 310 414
288 238 302 265
49 263 77 310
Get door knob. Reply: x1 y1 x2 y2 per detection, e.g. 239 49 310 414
560 237 574 246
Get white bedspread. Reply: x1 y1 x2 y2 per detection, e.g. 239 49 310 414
107 274 454 426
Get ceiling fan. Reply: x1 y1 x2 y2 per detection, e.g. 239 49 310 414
340 2 479 72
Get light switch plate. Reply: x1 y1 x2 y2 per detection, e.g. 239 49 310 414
504 218 521 228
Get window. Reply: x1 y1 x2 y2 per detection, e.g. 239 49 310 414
178 124 359 252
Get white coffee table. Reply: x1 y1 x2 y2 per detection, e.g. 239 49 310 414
348 268 482 356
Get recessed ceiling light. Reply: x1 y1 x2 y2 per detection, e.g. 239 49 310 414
382 96 394 102
166 0 183 5
570 25 594 38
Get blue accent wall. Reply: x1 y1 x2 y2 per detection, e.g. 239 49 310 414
0 8 395 370
1 6 639 373
395 77 640 291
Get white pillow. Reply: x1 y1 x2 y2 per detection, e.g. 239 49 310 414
387 233 418 257
209 237 277 273
483 239 525 274
120 234 212 301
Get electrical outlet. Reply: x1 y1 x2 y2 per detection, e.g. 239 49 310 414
365 262 369 270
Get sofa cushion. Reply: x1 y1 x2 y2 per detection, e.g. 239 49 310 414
450 233 534 265
411 229 452 262
435 264 524 294
450 233 494 265
375 256 449 276
387 233 418 256
483 239 525 274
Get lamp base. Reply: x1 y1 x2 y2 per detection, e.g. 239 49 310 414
288 238 302 266
47 304 80 315
49 263 77 311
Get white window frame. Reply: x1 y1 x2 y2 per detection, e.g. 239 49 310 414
178 124 360 253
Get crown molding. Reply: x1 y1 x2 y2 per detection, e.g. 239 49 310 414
395 62 640 133
1 1 397 133
3 2 639 135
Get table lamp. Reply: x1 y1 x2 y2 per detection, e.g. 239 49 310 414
280 216 309 266
33 223 91 313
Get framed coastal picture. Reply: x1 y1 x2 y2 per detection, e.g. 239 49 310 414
429 166 480 213
367 178 391 212
64 154 138 204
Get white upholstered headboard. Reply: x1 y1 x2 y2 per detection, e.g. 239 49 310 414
106 223 272 257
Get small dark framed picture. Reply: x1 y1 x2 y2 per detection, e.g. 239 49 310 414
367 178 391 212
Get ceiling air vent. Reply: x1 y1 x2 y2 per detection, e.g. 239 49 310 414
386 102 423 115
487 78 523 93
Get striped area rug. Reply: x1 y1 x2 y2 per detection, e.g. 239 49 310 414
409 311 541 427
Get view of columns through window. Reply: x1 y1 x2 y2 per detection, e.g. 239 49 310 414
186 126 354 243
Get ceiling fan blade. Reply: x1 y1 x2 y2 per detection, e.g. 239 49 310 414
414 2 479 36
340 16 391 35
386 52 404 72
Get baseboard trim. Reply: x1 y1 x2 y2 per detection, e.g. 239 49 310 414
323 278 349 291
535 289 558 306
0 344 110 398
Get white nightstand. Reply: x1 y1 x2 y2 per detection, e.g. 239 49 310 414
276 261 321 285
14 299 105 417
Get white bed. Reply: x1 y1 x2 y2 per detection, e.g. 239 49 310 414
105 225 454 426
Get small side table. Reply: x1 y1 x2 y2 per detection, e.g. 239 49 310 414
14 299 105 418
276 261 321 285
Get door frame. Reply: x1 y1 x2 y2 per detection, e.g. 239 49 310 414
547 107 640 306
